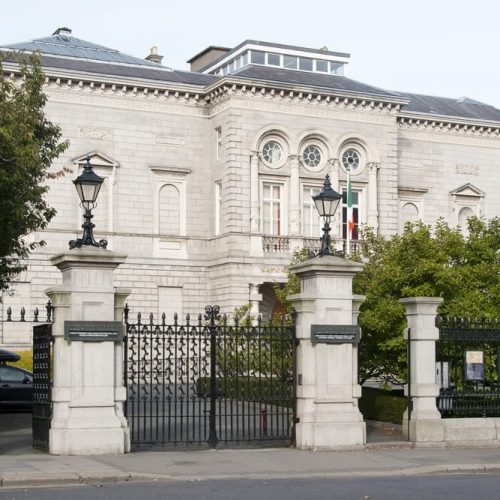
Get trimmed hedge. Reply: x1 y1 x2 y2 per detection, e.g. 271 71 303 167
359 387 407 424
196 376 292 405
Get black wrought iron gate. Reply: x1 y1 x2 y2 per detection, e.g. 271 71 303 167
32 323 53 451
124 305 296 448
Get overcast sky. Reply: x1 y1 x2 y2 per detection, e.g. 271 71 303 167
3 0 500 108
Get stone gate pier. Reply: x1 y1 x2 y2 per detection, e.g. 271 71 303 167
289 255 365 450
45 247 130 455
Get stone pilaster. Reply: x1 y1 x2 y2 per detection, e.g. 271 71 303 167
45 247 129 455
367 162 380 233
289 256 365 450
401 297 443 443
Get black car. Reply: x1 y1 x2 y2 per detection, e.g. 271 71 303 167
0 349 33 410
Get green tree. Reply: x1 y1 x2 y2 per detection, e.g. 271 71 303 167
0 53 68 292
273 219 500 387
354 218 500 385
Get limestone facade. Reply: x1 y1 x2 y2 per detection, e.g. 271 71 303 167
2 32 500 347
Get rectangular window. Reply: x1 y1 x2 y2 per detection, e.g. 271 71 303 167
234 57 241 70
342 190 360 240
283 55 298 69
242 51 248 66
302 185 322 237
330 62 343 75
215 127 222 160
262 182 282 235
315 59 328 72
299 57 313 71
215 181 222 235
267 52 281 66
251 50 265 64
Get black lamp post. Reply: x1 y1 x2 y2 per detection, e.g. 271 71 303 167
312 174 342 256
69 157 108 249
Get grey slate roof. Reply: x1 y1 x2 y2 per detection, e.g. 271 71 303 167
2 31 500 122
37 54 218 86
398 92 500 122
2 32 161 68
230 65 401 99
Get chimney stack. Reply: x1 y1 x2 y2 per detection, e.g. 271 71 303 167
145 46 163 64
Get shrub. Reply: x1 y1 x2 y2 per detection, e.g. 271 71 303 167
358 387 407 424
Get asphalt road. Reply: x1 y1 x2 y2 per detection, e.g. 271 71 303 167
1 474 500 500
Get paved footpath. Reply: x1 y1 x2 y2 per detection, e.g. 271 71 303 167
1 446 500 488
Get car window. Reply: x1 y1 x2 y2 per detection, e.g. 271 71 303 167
0 366 31 382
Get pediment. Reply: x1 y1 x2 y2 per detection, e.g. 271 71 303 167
450 183 484 198
72 151 119 169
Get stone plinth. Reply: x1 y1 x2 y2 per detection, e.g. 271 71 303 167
289 255 365 450
45 247 130 455
400 297 443 442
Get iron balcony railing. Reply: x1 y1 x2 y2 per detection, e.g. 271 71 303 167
262 235 363 255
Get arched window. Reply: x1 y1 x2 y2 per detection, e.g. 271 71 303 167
401 202 419 225
159 184 180 235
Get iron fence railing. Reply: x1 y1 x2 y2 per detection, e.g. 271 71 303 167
436 315 500 418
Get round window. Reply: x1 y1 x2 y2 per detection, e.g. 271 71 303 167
341 148 361 172
262 140 283 166
302 145 322 168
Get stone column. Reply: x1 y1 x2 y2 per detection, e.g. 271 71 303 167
289 256 365 450
400 297 443 443
248 283 262 318
45 247 129 455
367 162 380 233
289 155 301 237
250 151 260 234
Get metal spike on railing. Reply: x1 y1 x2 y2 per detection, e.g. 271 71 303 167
174 312 178 325
124 303 129 323
149 312 154 325
197 313 202 325
258 314 262 325
222 314 228 326
34 307 39 322
20 307 26 322
161 312 166 326
137 312 142 324
186 313 190 326
6 307 12 321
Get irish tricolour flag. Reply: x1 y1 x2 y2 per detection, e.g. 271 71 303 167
346 170 354 253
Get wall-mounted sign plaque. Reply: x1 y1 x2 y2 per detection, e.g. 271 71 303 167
464 350 485 381
64 321 124 342
311 325 360 344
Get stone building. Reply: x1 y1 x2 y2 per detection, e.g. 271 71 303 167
2 28 500 347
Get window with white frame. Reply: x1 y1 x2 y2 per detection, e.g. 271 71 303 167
302 185 322 237
342 189 360 240
262 182 283 235
215 181 222 235
215 127 222 160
